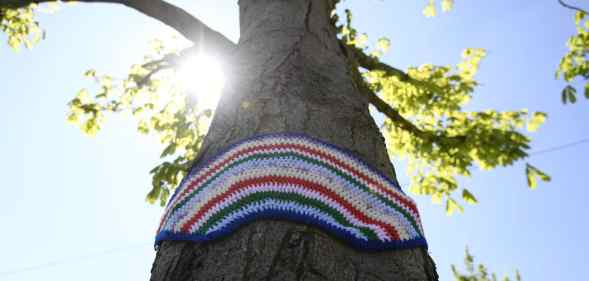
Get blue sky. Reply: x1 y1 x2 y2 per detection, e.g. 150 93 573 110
1 0 588 280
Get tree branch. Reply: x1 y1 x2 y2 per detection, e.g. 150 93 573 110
558 0 589 15
341 42 466 146
1 0 237 59
356 73 430 140
349 46 446 97
137 64 172 88
358 76 466 146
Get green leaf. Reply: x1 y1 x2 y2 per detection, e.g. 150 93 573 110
576 11 586 24
66 113 78 124
81 118 100 137
377 37 391 53
76 88 90 103
84 69 97 78
2 5 44 51
160 143 177 158
150 38 164 53
526 112 547 132
432 191 443 204
355 33 368 48
137 120 150 134
442 0 454 12
159 188 170 206
452 247 522 281
132 107 144 116
446 198 464 216
525 163 551 189
145 186 161 204
423 1 436 17
462 189 478 205
562 85 577 104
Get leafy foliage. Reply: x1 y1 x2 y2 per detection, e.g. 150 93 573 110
66 38 213 206
339 9 549 214
452 248 522 281
0 3 42 51
423 0 455 17
557 11 589 104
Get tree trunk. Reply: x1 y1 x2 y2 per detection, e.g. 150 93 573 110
150 0 437 280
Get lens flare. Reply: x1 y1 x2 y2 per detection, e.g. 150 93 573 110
177 54 225 110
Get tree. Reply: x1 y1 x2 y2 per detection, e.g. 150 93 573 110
1 1 549 280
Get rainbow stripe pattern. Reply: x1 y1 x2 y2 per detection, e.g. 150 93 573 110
155 133 427 251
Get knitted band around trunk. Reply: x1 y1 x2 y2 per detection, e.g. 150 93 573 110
155 133 428 251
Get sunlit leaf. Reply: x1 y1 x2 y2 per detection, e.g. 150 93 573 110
441 0 454 12
84 69 97 78
377 37 391 53
423 1 436 17
525 163 550 189
1 4 44 51
462 189 478 205
453 247 523 281
446 198 464 215
527 112 547 132
160 143 177 158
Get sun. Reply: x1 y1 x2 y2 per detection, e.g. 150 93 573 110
177 54 226 110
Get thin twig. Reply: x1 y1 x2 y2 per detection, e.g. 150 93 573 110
558 0 589 15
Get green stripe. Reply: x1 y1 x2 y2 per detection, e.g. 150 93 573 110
169 151 421 236
195 191 380 240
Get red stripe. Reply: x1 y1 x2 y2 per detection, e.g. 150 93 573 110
171 142 417 214
159 141 419 232
178 175 401 241
158 145 270 231
271 143 418 214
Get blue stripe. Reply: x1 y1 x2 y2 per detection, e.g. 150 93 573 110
155 207 428 252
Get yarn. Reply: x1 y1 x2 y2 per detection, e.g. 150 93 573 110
155 133 427 251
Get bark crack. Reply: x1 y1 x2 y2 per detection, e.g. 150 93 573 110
240 228 258 281
352 262 360 281
263 227 297 281
304 0 313 32
269 0 313 73
307 266 330 281
294 230 313 281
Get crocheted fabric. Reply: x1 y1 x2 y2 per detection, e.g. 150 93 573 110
155 133 427 251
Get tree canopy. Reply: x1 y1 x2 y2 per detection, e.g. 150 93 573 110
0 0 555 215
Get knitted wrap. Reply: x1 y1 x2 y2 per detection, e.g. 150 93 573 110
155 133 428 251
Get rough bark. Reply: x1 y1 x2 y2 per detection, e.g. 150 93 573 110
150 0 438 280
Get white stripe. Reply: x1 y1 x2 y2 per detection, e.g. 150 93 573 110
170 165 413 240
